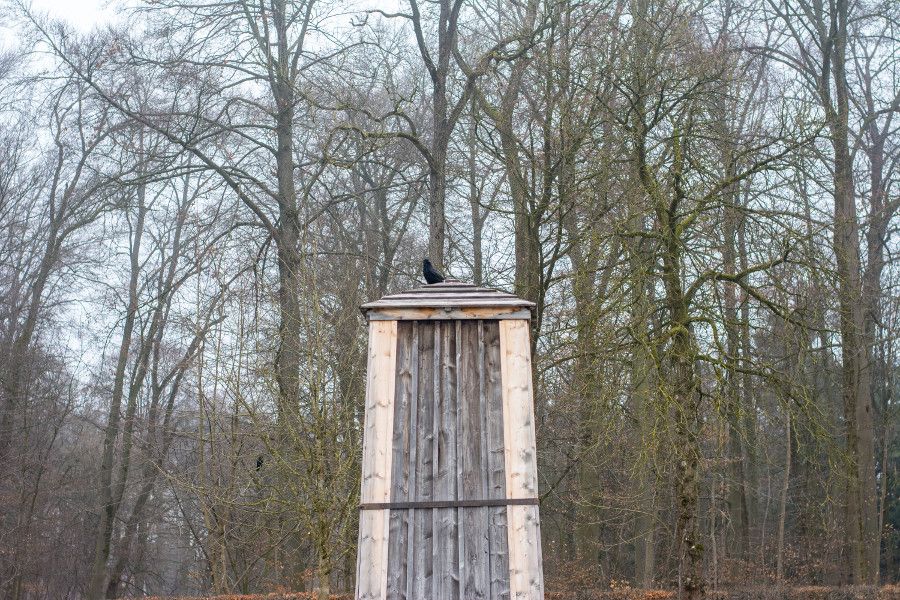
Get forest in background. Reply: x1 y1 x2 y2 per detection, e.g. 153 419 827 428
0 0 898 597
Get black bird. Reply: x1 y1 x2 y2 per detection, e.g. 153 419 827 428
423 258 445 284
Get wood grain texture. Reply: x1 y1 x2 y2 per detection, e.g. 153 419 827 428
499 320 544 600
458 321 490 600
433 321 459 600
387 322 416 600
366 307 532 321
412 323 435 600
484 321 511 600
360 281 534 313
403 322 420 600
357 320 398 600
360 317 538 600
358 510 389 600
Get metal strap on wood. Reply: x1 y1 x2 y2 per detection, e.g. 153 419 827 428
359 498 539 510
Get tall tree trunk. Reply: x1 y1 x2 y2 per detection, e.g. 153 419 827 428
274 111 302 418
737 197 760 553
776 411 791 582
428 142 449 273
815 0 878 582
421 0 458 273
468 98 484 286
627 210 658 588
633 332 658 588
86 184 148 600
862 97 890 586
271 0 302 419
723 187 750 560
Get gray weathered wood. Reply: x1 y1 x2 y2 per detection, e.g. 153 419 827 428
365 299 530 308
412 322 435 600
360 281 535 316
387 322 415 600
458 320 490 600
366 307 532 321
361 309 537 600
484 320 511 600
404 323 420 600
433 321 459 600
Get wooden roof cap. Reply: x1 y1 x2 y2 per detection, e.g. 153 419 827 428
360 279 535 320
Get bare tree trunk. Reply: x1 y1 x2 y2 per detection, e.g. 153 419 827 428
271 0 303 420
628 213 657 589
776 412 791 582
467 98 484 286
634 340 658 588
274 110 302 419
738 202 760 553
860 72 892 587
723 189 750 560
632 90 705 598
87 183 148 600
794 0 879 581
413 0 461 272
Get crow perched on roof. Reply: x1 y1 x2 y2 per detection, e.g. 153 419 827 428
423 258 445 284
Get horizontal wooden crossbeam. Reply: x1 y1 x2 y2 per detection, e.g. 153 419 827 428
358 498 539 510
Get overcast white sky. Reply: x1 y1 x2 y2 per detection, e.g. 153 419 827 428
22 0 404 42
30 0 117 30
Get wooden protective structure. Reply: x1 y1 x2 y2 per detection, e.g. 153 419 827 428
355 281 544 600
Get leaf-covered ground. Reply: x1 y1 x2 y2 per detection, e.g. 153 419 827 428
147 584 900 600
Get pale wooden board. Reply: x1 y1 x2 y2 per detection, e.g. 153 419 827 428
505 505 543 600
499 319 544 600
357 320 398 600
357 509 390 600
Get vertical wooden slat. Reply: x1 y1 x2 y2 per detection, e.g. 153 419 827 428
387 322 416 599
433 321 459 600
404 322 419 600
484 320 511 600
499 319 544 600
357 320 398 600
455 320 467 598
431 321 442 600
412 322 435 600
459 320 490 599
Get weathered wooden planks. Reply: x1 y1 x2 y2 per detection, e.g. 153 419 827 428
366 307 531 321
499 320 543 600
484 321 511 600
458 320 490 600
387 322 416 600
433 321 459 600
411 322 435 600
360 281 535 322
357 320 398 600
359 311 541 600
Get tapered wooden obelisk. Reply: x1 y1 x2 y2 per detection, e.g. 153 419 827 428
355 280 543 600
